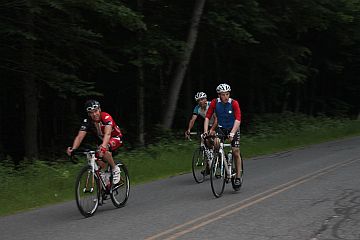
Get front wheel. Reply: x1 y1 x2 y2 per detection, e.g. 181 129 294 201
210 152 226 198
192 147 206 183
75 166 100 217
110 161 130 208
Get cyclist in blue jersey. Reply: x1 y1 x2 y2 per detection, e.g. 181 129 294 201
203 83 243 186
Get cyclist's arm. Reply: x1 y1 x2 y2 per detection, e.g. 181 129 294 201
209 113 218 133
186 114 198 134
67 131 87 156
101 125 112 149
230 100 241 136
71 130 87 149
204 99 216 134
230 120 240 136
204 118 210 133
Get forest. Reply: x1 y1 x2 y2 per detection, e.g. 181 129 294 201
1 0 359 162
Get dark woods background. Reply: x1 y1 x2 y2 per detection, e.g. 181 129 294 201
1 0 359 162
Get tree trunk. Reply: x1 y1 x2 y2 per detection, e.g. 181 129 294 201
161 0 206 129
137 63 145 146
23 0 39 159
212 41 221 83
137 0 145 146
0 86 4 159
24 79 39 159
185 67 192 120
294 83 301 113
281 91 290 113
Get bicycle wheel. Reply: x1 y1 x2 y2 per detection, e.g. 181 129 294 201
192 147 206 183
210 152 226 198
75 166 100 217
231 153 244 191
110 161 130 208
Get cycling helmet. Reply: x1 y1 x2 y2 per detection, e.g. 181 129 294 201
216 83 231 93
194 92 207 101
84 99 100 112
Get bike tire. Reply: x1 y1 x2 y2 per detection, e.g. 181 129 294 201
192 147 206 183
210 152 226 198
110 161 130 208
231 153 244 191
75 165 100 217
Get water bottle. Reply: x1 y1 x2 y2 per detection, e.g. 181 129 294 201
101 171 111 187
227 152 232 167
104 172 110 186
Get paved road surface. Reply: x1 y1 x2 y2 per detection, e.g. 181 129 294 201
1 136 360 240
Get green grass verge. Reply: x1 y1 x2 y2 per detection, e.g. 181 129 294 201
1 114 360 216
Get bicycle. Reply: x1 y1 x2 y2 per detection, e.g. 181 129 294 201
188 132 213 183
207 133 244 198
71 149 130 217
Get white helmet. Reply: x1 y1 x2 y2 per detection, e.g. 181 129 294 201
216 83 231 93
194 92 207 101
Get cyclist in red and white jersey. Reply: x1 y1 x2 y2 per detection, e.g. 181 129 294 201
66 100 123 184
203 83 243 186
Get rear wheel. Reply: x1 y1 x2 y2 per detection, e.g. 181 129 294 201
192 147 206 183
110 161 130 208
210 152 226 198
75 166 100 217
231 153 244 191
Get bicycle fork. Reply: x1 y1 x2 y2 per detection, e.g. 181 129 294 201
81 153 95 193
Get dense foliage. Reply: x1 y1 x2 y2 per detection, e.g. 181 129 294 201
1 0 359 161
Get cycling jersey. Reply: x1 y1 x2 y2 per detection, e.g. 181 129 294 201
206 98 241 129
193 101 215 125
79 112 123 151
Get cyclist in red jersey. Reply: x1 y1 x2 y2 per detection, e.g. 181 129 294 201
203 83 243 186
66 100 123 184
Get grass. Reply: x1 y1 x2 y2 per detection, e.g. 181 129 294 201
1 113 360 216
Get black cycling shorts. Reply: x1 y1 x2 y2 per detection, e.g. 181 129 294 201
215 127 240 148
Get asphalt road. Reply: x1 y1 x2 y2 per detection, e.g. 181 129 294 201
1 136 360 240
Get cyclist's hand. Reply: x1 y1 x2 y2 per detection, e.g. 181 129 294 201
228 132 235 142
66 147 73 157
185 130 190 139
201 132 208 139
98 145 107 158
209 129 216 136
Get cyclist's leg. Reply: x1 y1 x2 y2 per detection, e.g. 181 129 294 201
104 136 123 184
231 130 242 178
214 127 225 151
103 137 123 165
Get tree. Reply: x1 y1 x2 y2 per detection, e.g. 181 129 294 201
161 0 206 129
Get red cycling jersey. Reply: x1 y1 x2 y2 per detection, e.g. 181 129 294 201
80 112 122 138
79 112 123 151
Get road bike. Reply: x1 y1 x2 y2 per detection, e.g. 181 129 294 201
208 133 244 198
71 149 130 217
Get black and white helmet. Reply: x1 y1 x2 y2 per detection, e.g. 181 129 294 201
84 99 100 112
194 92 207 101
216 83 231 93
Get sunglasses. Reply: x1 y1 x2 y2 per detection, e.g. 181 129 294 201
86 104 99 112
